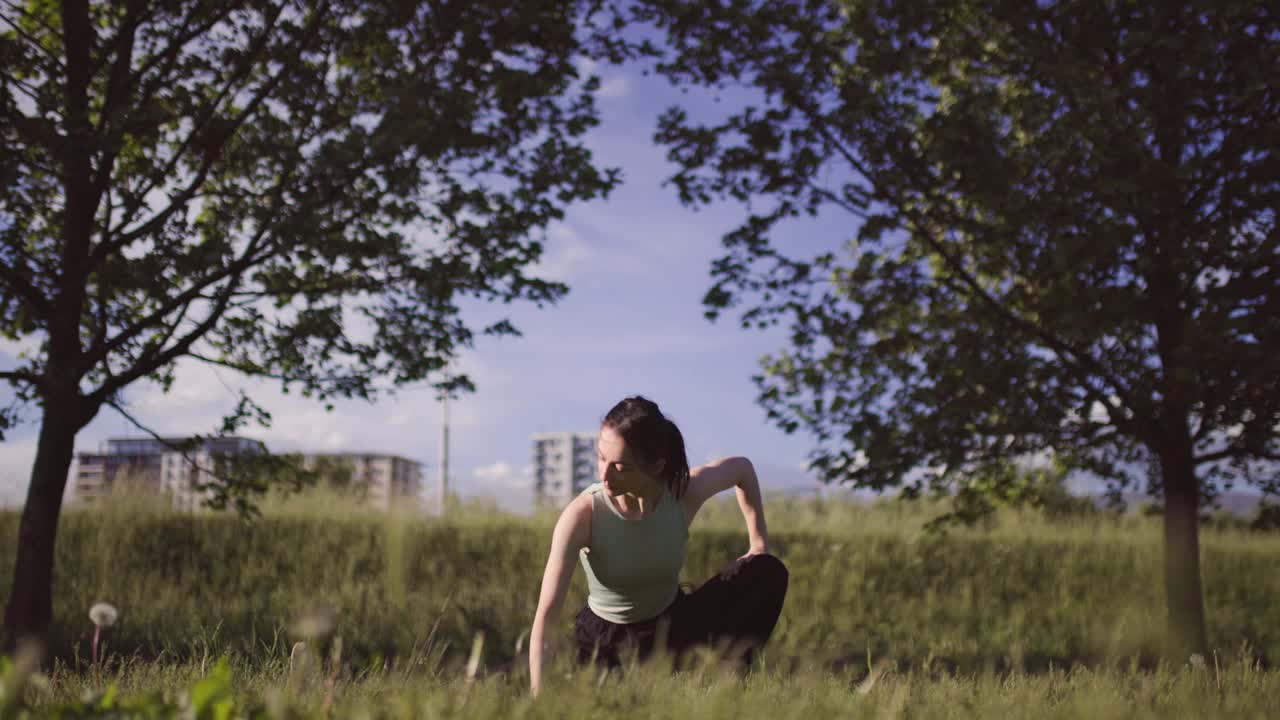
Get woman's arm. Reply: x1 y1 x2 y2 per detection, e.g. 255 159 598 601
683 456 769 554
529 493 591 697
733 458 769 556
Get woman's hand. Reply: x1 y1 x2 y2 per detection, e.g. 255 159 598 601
732 459 769 560
531 494 592 697
737 542 769 562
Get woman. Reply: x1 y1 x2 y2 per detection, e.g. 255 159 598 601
529 396 789 695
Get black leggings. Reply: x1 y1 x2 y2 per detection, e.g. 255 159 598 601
574 553 789 670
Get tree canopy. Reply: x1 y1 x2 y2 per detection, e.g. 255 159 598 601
0 0 627 648
2 0 623 424
638 0 1279 656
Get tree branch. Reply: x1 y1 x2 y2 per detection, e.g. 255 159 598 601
113 289 193 378
90 0 148 198
913 212 1145 436
88 260 249 406
91 0 242 233
779 94 1147 440
1194 447 1280 465
0 6 64 70
81 217 275 375
83 103 393 378
127 0 241 93
188 351 365 388
0 259 52 316
0 0 63 56
89 0 155 78
88 0 240 235
95 2 329 263
0 108 60 162
104 396 261 502
55 0 98 340
0 68 47 103
0 370 40 386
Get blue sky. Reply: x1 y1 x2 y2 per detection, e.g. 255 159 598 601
0 60 849 510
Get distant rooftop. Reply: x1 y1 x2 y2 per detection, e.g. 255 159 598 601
531 431 597 440
96 437 265 455
84 439 424 465
304 451 425 464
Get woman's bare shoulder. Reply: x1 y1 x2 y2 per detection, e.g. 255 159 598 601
553 489 594 546
570 487 595 512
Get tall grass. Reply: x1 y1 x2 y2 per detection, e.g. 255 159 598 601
1 486 1277 679
16 651 1280 719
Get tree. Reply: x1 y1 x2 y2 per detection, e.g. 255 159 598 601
0 0 626 649
637 0 1279 657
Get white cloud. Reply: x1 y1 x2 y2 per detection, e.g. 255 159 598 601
0 336 43 361
385 405 416 427
533 224 596 283
474 461 513 481
574 57 630 100
319 430 351 450
133 359 230 411
528 219 665 287
0 437 37 507
574 56 599 77
599 75 629 99
464 461 533 512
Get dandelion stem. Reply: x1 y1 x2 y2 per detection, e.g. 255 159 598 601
92 624 102 685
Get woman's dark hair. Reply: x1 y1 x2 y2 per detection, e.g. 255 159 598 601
601 396 691 498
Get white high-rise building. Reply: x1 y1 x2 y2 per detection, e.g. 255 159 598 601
159 437 267 511
532 432 597 506
300 453 425 511
74 438 423 512
75 436 264 508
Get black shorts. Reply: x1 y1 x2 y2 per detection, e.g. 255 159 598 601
573 552 789 669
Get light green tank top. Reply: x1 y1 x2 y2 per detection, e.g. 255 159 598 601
578 482 689 624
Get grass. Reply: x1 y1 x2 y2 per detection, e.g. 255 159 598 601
1 486 1278 717
8 646 1280 718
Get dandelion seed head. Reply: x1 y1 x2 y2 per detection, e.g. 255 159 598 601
290 603 336 640
89 602 118 628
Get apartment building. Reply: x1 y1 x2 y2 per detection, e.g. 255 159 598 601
159 437 268 511
75 436 264 507
532 432 597 506
300 452 425 511
75 439 425 511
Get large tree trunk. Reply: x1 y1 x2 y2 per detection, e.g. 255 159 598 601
2 0 99 654
0 0 100 657
2 405 83 653
1157 428 1209 660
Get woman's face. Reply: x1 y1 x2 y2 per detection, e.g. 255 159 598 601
597 424 661 497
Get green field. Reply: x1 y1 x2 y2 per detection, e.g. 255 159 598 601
1 490 1278 717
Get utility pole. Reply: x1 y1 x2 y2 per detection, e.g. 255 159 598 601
438 391 450 517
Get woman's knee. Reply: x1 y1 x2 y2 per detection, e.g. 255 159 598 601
741 552 789 587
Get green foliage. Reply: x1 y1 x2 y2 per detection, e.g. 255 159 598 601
1 651 1279 719
1 647 1278 718
1 496 1277 676
0 497 1278 718
634 0 1280 501
1249 501 1280 534
634 0 1279 657
0 654 237 719
0 0 638 641
0 0 628 462
922 460 1102 530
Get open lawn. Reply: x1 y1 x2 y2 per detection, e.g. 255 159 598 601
1 490 1277 717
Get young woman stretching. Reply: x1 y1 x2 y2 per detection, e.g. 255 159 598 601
529 396 789 695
